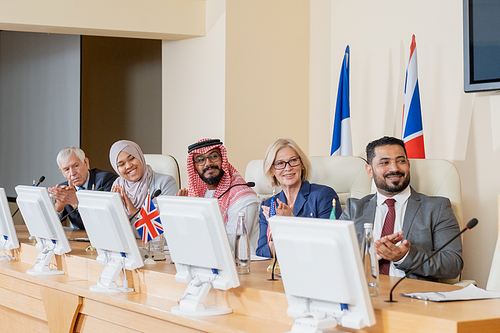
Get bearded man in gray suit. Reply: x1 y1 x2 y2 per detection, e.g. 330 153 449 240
340 136 463 281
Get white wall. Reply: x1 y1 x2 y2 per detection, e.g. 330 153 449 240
310 0 497 287
162 0 226 188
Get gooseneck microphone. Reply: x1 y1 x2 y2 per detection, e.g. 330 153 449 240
216 182 255 199
386 218 479 302
129 189 162 222
35 176 46 186
12 175 46 218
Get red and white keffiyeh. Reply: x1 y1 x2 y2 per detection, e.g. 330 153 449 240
187 139 256 224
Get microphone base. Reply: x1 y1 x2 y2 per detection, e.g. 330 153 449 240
384 299 398 303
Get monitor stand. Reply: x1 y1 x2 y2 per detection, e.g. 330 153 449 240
26 239 64 276
90 254 134 293
171 277 232 316
0 240 14 261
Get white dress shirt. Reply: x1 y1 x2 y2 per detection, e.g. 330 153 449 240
373 185 411 277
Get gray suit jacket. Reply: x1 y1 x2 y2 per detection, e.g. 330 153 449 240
340 187 463 281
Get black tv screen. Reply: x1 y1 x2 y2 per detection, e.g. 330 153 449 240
464 0 500 92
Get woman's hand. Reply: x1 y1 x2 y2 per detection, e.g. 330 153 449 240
276 198 294 216
112 184 138 215
262 198 295 221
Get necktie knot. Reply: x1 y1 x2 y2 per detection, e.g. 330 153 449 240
385 198 396 208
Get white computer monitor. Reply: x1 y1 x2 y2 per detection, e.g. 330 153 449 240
269 216 376 332
15 185 72 275
0 188 20 261
156 196 240 316
76 190 144 293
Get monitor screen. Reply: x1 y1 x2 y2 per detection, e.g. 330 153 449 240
15 185 71 275
0 188 19 252
15 185 71 255
77 190 144 293
464 0 500 92
269 216 376 331
157 196 239 316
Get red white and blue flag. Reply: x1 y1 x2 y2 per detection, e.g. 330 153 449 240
331 45 352 156
402 35 425 159
134 194 164 244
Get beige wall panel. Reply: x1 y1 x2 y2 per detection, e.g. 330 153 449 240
162 2 226 188
225 1 310 175
0 0 206 40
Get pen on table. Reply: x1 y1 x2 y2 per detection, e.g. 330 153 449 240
68 238 90 242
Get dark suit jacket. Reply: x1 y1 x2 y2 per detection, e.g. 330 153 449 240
60 168 117 230
256 181 341 258
340 187 463 281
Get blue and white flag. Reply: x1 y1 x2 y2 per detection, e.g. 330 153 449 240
331 45 352 156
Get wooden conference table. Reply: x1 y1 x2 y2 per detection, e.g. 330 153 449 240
0 226 499 333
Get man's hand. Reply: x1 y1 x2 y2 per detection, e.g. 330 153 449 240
48 184 78 212
375 232 410 262
176 188 188 196
111 184 137 215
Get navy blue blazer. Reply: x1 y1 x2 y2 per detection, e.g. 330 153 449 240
60 168 117 230
256 181 341 258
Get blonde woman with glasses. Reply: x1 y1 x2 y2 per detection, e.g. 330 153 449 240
255 138 342 258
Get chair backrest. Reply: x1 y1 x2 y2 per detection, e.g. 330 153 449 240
406 159 463 229
144 154 181 189
369 158 463 228
244 156 372 209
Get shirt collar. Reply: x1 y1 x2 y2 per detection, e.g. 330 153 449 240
376 185 411 206
81 173 90 190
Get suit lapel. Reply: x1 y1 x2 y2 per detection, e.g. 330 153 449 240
292 181 309 216
87 169 96 190
354 194 377 237
402 187 421 237
364 194 377 226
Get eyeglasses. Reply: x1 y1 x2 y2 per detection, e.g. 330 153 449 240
193 152 221 165
273 157 301 170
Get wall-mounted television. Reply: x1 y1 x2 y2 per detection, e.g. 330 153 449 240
463 0 500 92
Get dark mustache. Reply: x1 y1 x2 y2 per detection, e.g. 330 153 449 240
202 165 220 173
384 171 405 178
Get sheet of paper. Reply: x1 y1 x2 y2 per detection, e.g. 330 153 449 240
402 284 500 302
251 254 271 261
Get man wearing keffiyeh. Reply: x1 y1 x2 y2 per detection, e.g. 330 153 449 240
180 138 261 253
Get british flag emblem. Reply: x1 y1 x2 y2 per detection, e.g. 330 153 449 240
134 194 164 244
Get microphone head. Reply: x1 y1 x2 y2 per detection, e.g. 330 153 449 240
246 182 255 187
39 176 46 183
466 218 478 230
152 189 161 198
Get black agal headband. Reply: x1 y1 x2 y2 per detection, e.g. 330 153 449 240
187 139 223 154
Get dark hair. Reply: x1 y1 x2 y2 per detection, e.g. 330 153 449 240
366 136 407 165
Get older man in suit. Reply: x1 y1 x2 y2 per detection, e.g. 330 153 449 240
340 136 463 281
48 147 117 230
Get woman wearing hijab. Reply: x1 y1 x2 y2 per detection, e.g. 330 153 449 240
109 140 178 217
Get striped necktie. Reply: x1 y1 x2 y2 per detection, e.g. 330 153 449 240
379 198 396 275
